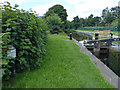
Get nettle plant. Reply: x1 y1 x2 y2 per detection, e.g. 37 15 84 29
1 33 11 80
1 2 48 80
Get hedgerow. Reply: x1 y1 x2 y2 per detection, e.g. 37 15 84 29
1 2 48 80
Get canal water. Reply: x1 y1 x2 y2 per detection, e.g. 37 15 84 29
72 31 92 41
72 31 120 77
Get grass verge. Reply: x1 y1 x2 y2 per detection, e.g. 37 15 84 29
76 29 120 36
3 33 114 88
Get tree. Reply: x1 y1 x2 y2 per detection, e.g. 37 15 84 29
45 14 63 33
101 7 115 26
79 18 84 27
87 14 95 26
88 14 93 19
93 16 101 26
64 20 71 29
111 18 118 26
1 2 48 80
44 4 68 22
73 16 80 29
110 6 120 18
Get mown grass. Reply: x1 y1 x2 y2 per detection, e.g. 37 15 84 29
112 41 120 44
111 31 120 36
76 29 120 36
76 30 120 44
3 33 114 88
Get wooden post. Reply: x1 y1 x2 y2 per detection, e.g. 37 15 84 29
106 43 111 67
107 40 112 46
106 47 110 66
110 33 113 38
94 33 100 57
94 42 100 57
95 33 99 40
105 40 113 66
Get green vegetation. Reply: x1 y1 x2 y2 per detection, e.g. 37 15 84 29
111 18 118 27
1 2 48 80
112 41 120 44
98 37 109 40
43 5 119 30
73 16 80 29
44 4 69 31
44 4 68 22
3 33 114 88
109 49 120 76
1 1 119 88
0 32 11 79
76 27 118 31
75 30 120 44
111 31 120 36
45 14 63 33
76 29 94 32
76 29 120 37
68 6 119 29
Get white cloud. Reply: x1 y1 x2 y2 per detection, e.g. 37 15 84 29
31 2 64 16
65 0 82 4
31 1 74 21
67 0 119 21
16 0 26 5
0 0 12 4
2 0 118 21
31 0 118 21
0 0 25 5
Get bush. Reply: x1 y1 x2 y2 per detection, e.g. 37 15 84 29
1 33 12 80
1 2 48 80
45 14 63 33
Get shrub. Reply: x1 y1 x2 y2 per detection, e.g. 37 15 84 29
45 14 63 33
1 2 48 80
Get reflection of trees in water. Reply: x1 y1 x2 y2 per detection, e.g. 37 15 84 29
71 31 120 77
93 48 119 77
109 50 120 77
72 32 92 41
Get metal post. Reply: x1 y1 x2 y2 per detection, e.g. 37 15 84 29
70 33 72 40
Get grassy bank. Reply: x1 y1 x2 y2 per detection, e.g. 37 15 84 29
77 29 120 36
3 33 114 88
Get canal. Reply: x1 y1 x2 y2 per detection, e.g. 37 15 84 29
72 31 120 77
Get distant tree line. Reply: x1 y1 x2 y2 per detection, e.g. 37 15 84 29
43 4 119 32
71 6 120 29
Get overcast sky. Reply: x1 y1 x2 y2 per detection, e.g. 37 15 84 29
1 0 119 21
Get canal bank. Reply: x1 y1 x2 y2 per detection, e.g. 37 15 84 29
72 38 119 88
2 33 114 88
72 31 120 78
68 30 120 88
